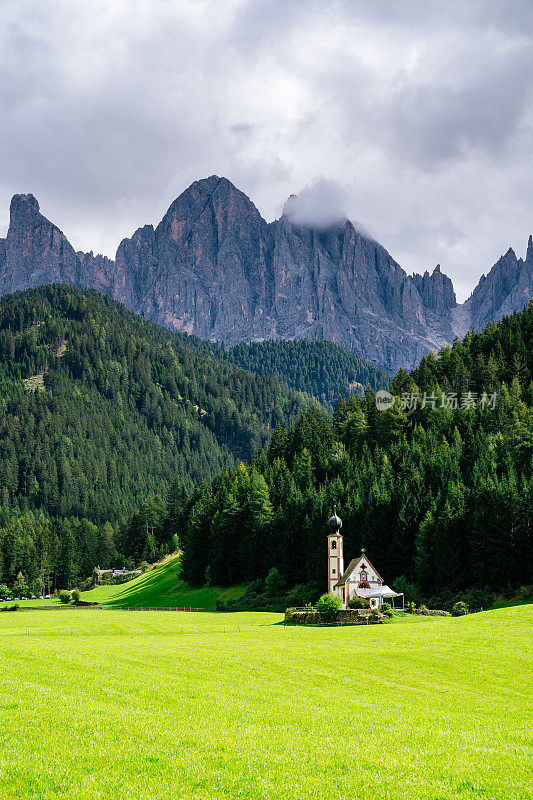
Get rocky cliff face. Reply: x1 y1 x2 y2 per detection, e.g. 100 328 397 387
114 177 273 339
462 237 533 333
1 177 531 372
111 177 463 369
77 250 115 295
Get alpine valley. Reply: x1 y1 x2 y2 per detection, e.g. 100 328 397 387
2 176 532 373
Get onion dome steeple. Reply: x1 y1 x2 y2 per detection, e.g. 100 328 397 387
328 504 342 535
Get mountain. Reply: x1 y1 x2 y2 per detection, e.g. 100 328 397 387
1 178 531 372
180 301 533 601
460 236 533 333
0 284 310 522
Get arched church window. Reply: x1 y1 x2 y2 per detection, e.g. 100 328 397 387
360 571 367 581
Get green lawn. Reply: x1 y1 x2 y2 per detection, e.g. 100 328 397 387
81 555 246 608
0 605 530 800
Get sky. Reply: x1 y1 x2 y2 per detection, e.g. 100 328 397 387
1 0 532 301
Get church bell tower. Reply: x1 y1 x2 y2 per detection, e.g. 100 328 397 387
327 506 344 596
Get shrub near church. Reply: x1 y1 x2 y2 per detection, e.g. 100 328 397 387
316 593 342 621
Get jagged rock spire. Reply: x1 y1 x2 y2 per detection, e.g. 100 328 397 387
526 234 533 263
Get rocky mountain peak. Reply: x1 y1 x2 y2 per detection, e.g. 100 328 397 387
157 175 265 248
464 238 533 331
1 193 80 295
411 264 456 313
10 192 40 218
281 194 299 220
0 178 531 372
163 175 257 217
0 193 116 299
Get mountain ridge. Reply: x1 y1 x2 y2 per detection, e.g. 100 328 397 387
1 177 531 372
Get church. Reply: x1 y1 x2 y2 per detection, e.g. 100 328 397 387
327 508 404 610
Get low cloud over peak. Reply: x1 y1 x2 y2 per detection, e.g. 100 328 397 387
282 179 348 229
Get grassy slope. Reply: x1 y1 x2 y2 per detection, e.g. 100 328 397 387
0 556 245 609
0 605 530 800
81 555 245 608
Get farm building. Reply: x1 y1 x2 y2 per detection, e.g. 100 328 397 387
327 509 404 610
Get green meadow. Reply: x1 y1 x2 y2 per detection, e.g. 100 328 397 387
81 555 245 608
0 606 531 800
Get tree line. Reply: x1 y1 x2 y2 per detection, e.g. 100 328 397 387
0 482 186 596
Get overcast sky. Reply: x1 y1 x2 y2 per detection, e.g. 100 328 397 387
1 0 532 301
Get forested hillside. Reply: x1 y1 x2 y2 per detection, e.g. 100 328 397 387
181 302 533 600
0 284 310 522
1 288 531 600
221 339 390 406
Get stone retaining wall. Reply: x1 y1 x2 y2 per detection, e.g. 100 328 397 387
284 609 383 625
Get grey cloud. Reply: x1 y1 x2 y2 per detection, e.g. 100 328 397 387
0 0 531 303
381 49 533 168
336 0 533 34
233 0 533 41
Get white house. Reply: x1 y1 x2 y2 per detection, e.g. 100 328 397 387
327 508 403 610
99 569 142 578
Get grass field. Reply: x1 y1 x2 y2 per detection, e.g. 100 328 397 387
0 556 246 610
0 605 531 799
81 555 246 608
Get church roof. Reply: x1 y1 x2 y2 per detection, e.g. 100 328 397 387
335 554 383 587
335 559 358 587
